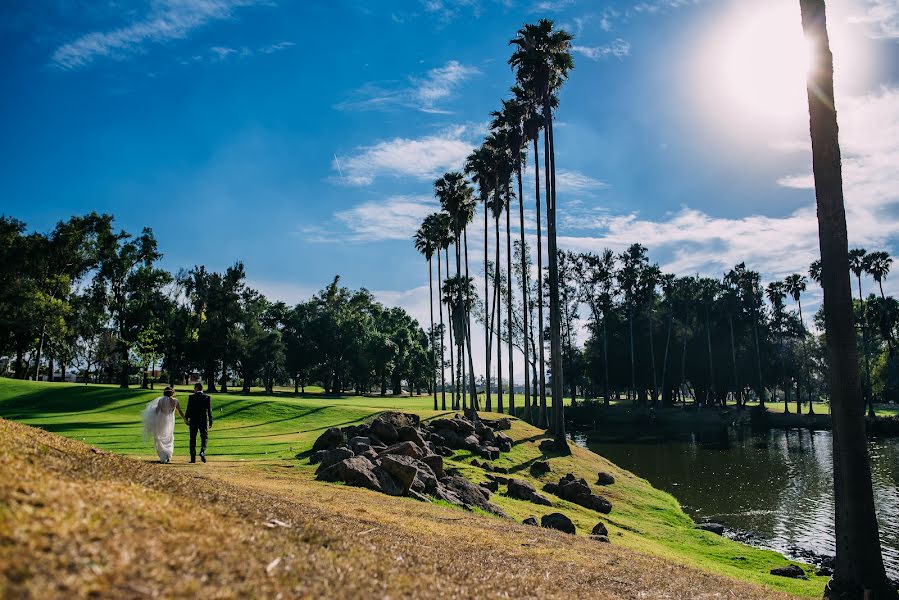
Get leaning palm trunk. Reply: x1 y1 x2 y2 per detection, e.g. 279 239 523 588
545 101 568 450
517 162 531 421
533 136 548 428
505 184 514 416
800 2 893 596
494 213 503 412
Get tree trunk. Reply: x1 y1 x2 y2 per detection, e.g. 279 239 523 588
857 275 875 417
800 2 894 596
506 183 514 416
438 249 447 411
629 306 636 401
485 187 492 411
429 257 437 410
533 137 548 428
706 308 715 404
729 317 739 407
545 99 568 451
603 316 611 406
662 316 674 407
517 162 531 422
648 302 658 405
495 213 503 412
34 325 46 381
446 247 456 410
463 229 479 410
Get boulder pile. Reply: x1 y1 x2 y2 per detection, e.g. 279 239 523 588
310 411 511 516
543 473 613 514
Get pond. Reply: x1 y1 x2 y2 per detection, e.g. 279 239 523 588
576 427 899 578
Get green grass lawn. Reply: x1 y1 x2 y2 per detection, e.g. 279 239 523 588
0 378 828 597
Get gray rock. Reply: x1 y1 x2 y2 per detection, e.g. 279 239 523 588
479 446 500 460
770 565 807 579
541 512 576 534
312 427 346 452
374 411 421 430
371 420 398 445
696 522 725 536
452 416 476 434
348 436 373 454
438 475 507 517
371 466 404 496
436 445 455 457
398 426 426 448
591 522 609 536
313 447 354 475
522 516 539 526
420 454 445 478
507 478 553 506
378 441 425 460
462 434 481 450
316 456 382 491
481 480 499 493
597 471 615 486
530 460 552 476
429 418 459 432
379 454 420 492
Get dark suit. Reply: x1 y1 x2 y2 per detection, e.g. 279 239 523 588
186 392 213 460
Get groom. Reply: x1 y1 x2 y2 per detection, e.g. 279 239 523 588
185 382 213 463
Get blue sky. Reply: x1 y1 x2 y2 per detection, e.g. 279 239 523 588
2 0 898 377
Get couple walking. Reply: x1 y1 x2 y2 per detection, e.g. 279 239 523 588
142 383 214 464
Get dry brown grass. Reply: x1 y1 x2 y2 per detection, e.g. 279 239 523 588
0 419 801 599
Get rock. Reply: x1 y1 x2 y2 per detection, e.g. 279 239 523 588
313 447 354 474
492 466 509 474
507 479 553 506
398 426 426 448
522 516 539 526
371 466 404 496
309 449 328 465
530 460 552 476
498 441 512 453
438 476 507 517
348 436 373 454
590 535 610 543
420 454 445 478
581 494 613 514
481 480 499 493
596 472 615 486
371 420 398 445
538 439 556 453
484 417 512 431
815 567 833 577
541 512 576 534
360 449 379 462
479 446 500 461
591 522 609 536
550 474 613 514
484 473 510 485
436 445 455 457
316 456 386 492
375 411 420 430
696 522 725 536
770 565 807 579
462 434 481 450
452 416 475 434
312 427 346 452
379 454 421 492
429 418 459 432
378 441 424 460
542 482 559 494
495 432 514 446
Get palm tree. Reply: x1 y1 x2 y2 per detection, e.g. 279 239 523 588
641 264 661 404
659 273 676 405
721 274 742 406
511 18 573 449
435 172 479 411
864 250 892 300
487 169 506 414
434 213 453 411
766 280 789 414
465 144 495 410
785 273 811 413
809 259 822 284
848 249 874 416
799 1 892 595
414 216 439 410
697 277 719 405
618 244 646 402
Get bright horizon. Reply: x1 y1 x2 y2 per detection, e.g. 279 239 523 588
2 0 898 380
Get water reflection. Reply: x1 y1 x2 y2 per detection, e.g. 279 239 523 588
577 427 899 578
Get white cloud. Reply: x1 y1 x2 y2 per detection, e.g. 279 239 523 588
259 41 295 54
531 0 575 12
572 39 631 60
333 124 477 186
333 196 439 242
336 60 480 114
51 0 263 69
851 0 899 39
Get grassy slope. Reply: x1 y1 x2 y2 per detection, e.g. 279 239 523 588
0 379 825 597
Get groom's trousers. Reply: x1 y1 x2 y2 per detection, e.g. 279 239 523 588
189 423 208 460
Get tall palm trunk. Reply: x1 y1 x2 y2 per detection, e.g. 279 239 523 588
484 195 492 410
545 98 567 449
533 136 548 427
494 213 503 412
505 184 514 416
799 298 815 414
800 2 893 596
603 313 611 406
753 318 765 407
517 161 531 421
648 301 658 405
705 307 715 405
628 305 636 401
729 317 738 407
856 275 875 417
429 257 437 410
438 249 447 410
445 247 456 410
463 228 479 411
662 314 673 406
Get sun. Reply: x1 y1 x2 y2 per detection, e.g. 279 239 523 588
714 4 813 123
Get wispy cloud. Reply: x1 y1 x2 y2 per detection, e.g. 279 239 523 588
200 40 294 62
531 0 575 12
572 39 631 60
332 124 478 186
851 0 899 39
333 196 439 242
336 60 480 114
51 0 264 69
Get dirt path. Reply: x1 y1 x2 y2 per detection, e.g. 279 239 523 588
0 419 799 599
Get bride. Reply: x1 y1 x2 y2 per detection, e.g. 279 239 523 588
142 387 187 463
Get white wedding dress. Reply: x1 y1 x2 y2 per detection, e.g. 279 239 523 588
142 396 178 463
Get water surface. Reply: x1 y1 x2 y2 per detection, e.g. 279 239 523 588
577 427 899 578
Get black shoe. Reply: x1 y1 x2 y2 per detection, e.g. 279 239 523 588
200 451 206 463
190 457 196 463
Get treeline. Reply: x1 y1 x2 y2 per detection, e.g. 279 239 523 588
511 244 898 414
0 214 433 394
